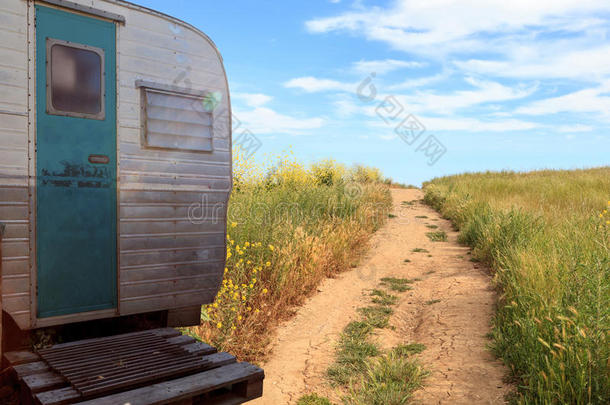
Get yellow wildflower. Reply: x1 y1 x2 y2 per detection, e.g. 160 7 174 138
216 322 222 329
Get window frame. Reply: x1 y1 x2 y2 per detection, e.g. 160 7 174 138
46 38 106 120
137 80 216 153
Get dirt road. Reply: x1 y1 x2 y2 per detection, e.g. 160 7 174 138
252 188 511 404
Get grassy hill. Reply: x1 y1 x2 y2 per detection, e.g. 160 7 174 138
424 167 610 404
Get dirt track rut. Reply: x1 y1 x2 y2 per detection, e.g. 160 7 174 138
251 188 511 404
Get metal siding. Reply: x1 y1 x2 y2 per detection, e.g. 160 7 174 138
0 0 230 328
113 0 230 315
0 0 30 330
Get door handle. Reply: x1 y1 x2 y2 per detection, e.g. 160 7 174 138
88 154 109 164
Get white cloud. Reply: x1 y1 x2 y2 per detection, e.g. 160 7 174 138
455 43 610 80
557 124 593 133
235 107 325 135
366 116 540 132
515 82 610 116
352 59 425 74
380 77 537 115
232 92 273 108
284 76 355 93
387 72 448 91
414 78 535 113
306 0 609 54
422 116 540 132
306 0 610 82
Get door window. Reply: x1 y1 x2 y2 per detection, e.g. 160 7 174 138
47 38 105 119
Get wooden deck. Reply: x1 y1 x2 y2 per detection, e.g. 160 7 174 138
4 328 263 404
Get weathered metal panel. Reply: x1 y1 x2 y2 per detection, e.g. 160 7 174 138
120 289 219 315
110 0 231 316
0 0 230 328
0 0 30 330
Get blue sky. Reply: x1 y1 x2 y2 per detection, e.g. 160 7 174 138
138 0 609 185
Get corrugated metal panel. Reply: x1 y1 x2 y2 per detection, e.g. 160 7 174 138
112 0 231 317
0 0 230 328
0 0 30 330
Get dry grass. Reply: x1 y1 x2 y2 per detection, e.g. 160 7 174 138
185 152 392 362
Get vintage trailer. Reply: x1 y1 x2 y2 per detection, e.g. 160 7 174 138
0 0 232 333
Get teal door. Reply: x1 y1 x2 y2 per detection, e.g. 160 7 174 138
36 5 117 318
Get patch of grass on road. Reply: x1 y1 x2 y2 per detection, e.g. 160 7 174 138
391 343 426 356
411 247 429 253
370 289 398 306
297 393 334 405
426 231 447 242
344 353 426 405
426 224 438 229
358 305 394 328
380 277 414 292
425 299 441 305
327 277 419 387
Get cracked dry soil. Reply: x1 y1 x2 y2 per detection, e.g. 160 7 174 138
251 188 512 404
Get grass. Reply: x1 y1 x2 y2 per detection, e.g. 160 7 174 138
425 299 441 305
388 213 397 218
391 343 426 356
327 335 381 385
423 167 610 404
188 152 392 361
370 289 398 306
411 247 429 253
380 277 414 292
358 305 394 328
425 230 447 242
297 394 334 405
415 215 428 219
426 224 438 229
327 278 426 400
403 258 411 263
344 353 426 405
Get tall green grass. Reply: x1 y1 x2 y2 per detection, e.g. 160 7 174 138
423 167 610 404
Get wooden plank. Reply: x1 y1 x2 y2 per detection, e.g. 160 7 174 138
12 361 49 378
74 362 263 405
35 346 234 405
203 352 237 368
166 335 196 346
182 342 216 356
76 359 212 397
39 328 178 352
21 371 66 393
3 351 39 366
36 387 80 405
151 327 182 338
